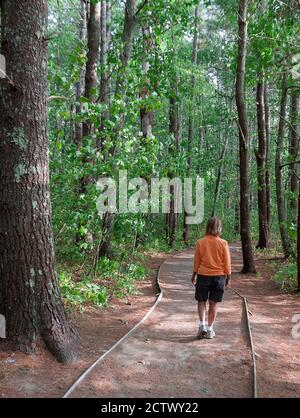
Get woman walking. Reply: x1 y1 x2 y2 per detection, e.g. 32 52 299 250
191 217 232 339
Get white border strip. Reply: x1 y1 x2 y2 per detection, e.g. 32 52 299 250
230 287 257 398
62 262 165 398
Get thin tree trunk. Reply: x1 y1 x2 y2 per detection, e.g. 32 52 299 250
98 0 136 258
183 2 200 244
98 0 111 150
77 1 101 243
297 178 300 292
235 0 256 273
166 33 180 247
166 77 179 247
211 135 229 217
100 0 109 106
0 0 77 362
275 72 292 258
255 77 269 249
114 0 136 98
140 26 153 140
289 91 299 223
97 0 112 150
82 1 101 138
74 0 87 147
264 82 271 227
199 95 204 150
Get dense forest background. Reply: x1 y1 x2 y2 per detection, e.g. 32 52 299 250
48 0 300 285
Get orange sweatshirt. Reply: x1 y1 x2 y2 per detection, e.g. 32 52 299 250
193 235 231 276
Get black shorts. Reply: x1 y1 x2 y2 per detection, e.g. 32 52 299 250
195 275 226 303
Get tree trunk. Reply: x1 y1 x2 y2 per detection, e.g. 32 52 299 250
76 1 101 242
166 78 180 247
115 0 136 98
74 0 87 147
98 0 136 258
0 0 77 363
235 0 256 273
289 91 299 223
183 2 200 245
98 0 111 150
140 26 153 140
211 135 229 217
100 0 109 106
82 0 101 138
275 72 292 258
297 178 300 292
264 82 271 227
198 95 204 150
255 77 269 249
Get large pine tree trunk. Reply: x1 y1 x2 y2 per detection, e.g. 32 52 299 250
275 72 292 258
235 0 256 273
0 0 77 363
255 77 269 249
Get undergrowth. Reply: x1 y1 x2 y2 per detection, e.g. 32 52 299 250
58 250 150 311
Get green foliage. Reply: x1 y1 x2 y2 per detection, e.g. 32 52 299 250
273 262 298 292
58 249 149 311
47 0 300 302
59 271 108 310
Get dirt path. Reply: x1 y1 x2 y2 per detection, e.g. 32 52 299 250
232 246 300 397
69 246 257 398
1 245 299 397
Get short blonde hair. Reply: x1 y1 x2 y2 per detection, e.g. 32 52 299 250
205 217 222 236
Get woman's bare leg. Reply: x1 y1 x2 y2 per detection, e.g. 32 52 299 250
208 300 218 327
198 301 206 323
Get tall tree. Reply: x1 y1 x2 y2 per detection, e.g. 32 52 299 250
0 0 77 362
98 0 112 149
235 0 256 273
211 135 229 217
77 0 101 243
297 178 300 292
82 0 101 138
166 76 180 247
289 91 299 223
74 0 87 147
140 25 153 140
275 72 292 258
183 2 200 244
98 0 136 258
264 82 271 227
255 77 269 248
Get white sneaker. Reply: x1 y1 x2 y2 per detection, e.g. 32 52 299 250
197 325 207 339
205 329 216 339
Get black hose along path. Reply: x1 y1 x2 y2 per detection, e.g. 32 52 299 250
63 248 257 398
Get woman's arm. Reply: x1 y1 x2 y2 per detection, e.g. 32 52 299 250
223 241 232 287
191 241 200 285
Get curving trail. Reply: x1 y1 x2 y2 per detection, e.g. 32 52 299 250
68 245 254 398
